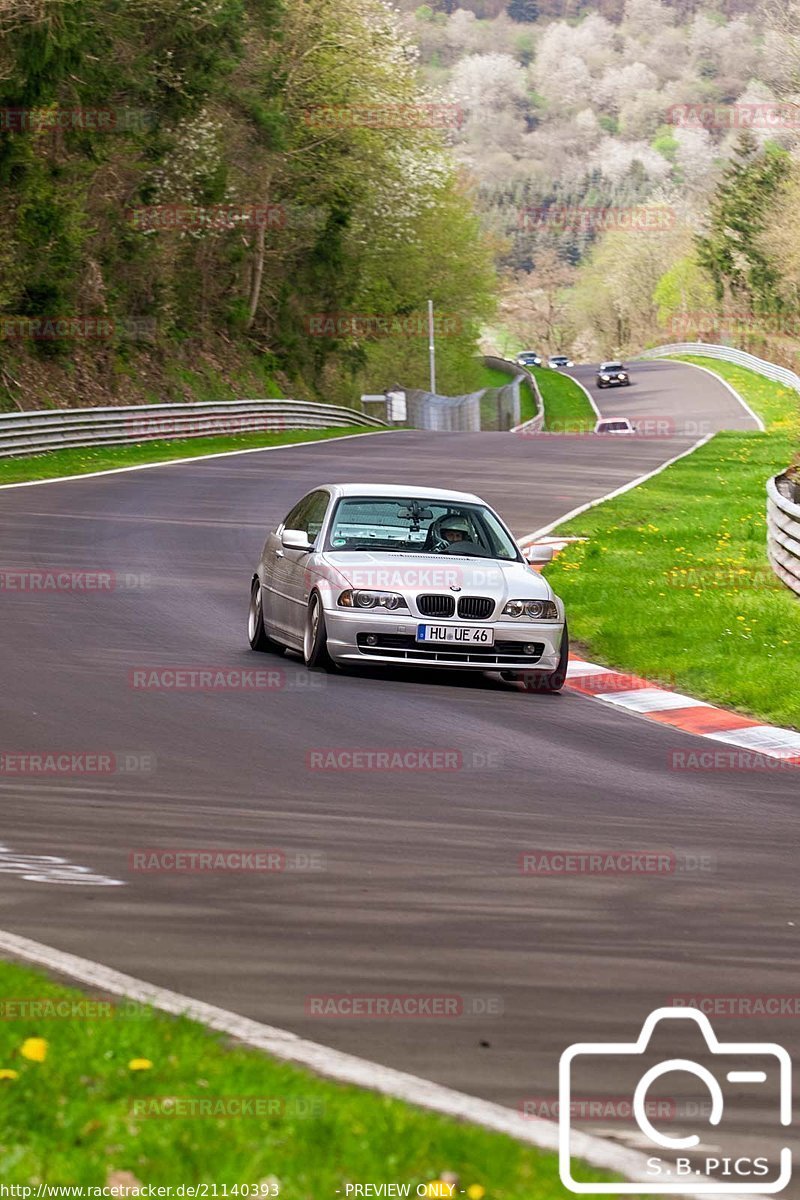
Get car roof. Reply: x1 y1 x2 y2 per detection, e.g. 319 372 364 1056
313 482 486 504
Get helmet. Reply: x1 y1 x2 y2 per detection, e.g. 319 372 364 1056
440 515 471 535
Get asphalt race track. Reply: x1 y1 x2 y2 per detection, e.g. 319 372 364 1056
1 359 796 1178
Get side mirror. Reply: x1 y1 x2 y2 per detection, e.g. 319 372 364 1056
281 528 312 552
526 545 554 564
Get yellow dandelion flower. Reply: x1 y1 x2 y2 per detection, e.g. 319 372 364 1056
20 1038 48 1062
0 1069 19 1080
128 1058 153 1071
467 1188 486 1200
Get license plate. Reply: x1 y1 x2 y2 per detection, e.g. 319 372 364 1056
416 624 494 646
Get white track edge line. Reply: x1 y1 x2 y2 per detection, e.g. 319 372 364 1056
0 928 735 1196
653 357 765 433
563 370 601 418
518 433 713 543
0 429 395 491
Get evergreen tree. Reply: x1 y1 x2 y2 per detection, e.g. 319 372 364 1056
507 0 539 22
696 132 791 312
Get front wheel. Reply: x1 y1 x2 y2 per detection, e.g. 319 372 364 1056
506 623 569 694
303 593 334 671
248 578 285 654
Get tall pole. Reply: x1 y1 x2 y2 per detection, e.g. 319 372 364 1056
427 299 436 394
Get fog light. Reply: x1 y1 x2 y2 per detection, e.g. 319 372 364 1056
365 634 378 646
523 643 537 655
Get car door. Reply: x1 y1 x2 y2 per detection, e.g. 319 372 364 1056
262 492 317 638
282 490 332 642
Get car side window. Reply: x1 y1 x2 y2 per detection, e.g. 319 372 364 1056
281 490 329 543
304 491 330 543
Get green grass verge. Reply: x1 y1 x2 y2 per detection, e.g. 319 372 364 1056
545 357 800 728
530 368 595 433
0 960 618 1194
0 427 379 487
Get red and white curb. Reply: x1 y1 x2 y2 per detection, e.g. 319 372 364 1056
567 656 800 764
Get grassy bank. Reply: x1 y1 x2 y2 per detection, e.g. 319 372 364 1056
544 357 800 728
0 959 616 1194
531 368 595 432
0 427 379 487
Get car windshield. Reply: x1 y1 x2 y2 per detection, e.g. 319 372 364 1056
602 363 624 371
325 497 522 561
599 421 630 432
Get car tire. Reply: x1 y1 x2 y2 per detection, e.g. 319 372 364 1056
304 592 334 671
248 578 285 654
506 623 569 694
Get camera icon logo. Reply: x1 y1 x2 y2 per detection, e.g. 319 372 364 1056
559 1007 791 1194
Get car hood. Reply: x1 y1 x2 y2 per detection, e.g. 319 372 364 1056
317 551 553 602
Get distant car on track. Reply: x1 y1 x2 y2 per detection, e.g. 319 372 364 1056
594 417 637 435
547 354 574 369
597 361 630 388
515 350 542 368
248 483 569 691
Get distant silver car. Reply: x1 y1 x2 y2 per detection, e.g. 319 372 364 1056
547 355 574 369
248 483 569 690
594 417 637 435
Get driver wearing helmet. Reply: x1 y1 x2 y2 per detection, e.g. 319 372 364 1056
440 515 471 544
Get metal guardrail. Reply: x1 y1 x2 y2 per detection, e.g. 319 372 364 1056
768 474 800 598
637 342 800 394
482 356 545 433
640 341 800 598
0 399 387 458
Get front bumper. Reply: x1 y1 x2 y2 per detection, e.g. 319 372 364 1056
598 378 628 386
324 608 564 671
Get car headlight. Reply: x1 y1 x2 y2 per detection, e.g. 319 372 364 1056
338 589 408 611
502 599 559 619
618 373 627 379
601 374 610 381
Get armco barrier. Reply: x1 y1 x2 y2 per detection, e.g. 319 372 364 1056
639 341 800 599
637 342 800 394
0 399 387 458
768 474 800 598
